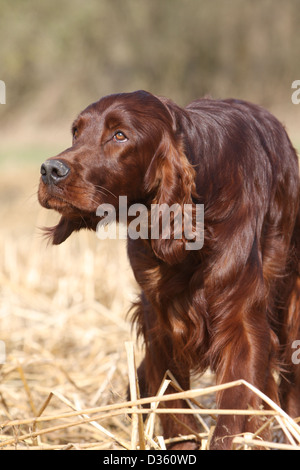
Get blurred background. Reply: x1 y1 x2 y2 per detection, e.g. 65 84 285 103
0 0 299 449
1 0 300 157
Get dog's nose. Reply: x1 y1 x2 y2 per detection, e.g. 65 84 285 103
40 159 70 184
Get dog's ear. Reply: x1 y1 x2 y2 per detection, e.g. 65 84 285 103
42 216 83 245
145 133 200 264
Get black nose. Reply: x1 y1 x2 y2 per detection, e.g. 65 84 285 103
40 159 70 184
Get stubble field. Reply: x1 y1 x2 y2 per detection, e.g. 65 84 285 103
0 157 299 450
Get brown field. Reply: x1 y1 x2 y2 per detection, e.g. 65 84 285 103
0 162 300 450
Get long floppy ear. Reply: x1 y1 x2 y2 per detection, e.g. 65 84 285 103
145 133 200 264
42 216 84 245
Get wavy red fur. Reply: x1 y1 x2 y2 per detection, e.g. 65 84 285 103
38 91 300 449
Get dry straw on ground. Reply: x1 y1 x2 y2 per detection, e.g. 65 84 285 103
0 168 300 450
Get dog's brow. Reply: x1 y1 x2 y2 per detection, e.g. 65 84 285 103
71 116 84 135
105 114 125 130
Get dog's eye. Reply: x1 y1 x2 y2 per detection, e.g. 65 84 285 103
113 131 127 142
73 127 78 140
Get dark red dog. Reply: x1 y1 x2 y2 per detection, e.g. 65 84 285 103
38 91 300 449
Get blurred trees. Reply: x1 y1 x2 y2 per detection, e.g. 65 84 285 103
0 0 299 124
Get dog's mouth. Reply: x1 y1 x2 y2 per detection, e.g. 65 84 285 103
45 197 76 215
38 181 81 216
38 180 104 236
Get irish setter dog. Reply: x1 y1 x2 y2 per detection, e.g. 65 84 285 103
38 90 300 449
